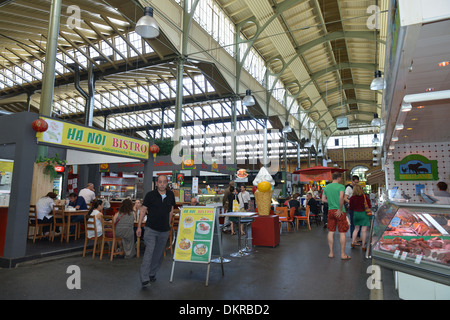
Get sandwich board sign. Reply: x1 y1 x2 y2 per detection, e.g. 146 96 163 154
170 206 223 286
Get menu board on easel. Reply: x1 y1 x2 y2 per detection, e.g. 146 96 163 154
174 206 215 263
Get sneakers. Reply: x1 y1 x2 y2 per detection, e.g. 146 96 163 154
141 276 156 288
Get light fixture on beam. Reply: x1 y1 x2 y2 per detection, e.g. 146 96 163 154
242 89 255 106
136 7 160 39
282 121 292 134
304 139 312 148
371 113 382 127
370 70 386 90
372 134 380 144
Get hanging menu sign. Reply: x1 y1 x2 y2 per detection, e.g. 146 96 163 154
174 206 215 263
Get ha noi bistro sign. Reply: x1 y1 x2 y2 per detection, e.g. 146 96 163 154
36 116 149 160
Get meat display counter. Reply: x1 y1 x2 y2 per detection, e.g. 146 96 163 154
371 201 450 295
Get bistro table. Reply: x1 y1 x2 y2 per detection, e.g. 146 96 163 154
219 211 257 257
64 209 89 243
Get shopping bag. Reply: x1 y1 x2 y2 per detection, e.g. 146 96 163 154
232 199 240 212
364 195 372 216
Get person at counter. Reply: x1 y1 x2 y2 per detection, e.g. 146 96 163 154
79 183 96 205
35 192 57 236
190 197 199 206
435 182 450 197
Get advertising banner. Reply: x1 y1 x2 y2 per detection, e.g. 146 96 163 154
36 116 149 160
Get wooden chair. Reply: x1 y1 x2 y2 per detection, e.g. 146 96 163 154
295 205 311 231
28 205 52 243
100 216 124 261
51 205 66 242
167 214 180 254
287 207 296 230
83 214 103 259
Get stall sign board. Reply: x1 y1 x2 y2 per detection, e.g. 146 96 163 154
174 206 215 263
36 116 149 160
394 154 438 181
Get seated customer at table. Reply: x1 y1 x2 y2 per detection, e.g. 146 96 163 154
68 192 88 210
288 193 301 216
35 192 58 236
299 192 319 216
114 199 136 259
68 193 88 230
87 200 104 238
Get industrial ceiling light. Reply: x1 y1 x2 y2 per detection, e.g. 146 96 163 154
371 113 382 127
317 149 323 157
304 139 312 148
372 134 380 144
333 162 338 167
282 121 292 134
242 89 255 106
370 70 386 90
372 147 379 155
401 102 412 112
327 158 332 163
135 7 160 39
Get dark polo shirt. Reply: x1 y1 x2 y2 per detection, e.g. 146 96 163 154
142 189 175 232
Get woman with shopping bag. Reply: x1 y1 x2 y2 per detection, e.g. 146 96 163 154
348 184 372 251
227 186 244 236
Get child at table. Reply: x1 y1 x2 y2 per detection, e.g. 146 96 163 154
87 200 104 238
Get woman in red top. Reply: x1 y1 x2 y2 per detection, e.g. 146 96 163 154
348 184 371 250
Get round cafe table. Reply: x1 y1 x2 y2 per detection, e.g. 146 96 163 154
219 211 257 257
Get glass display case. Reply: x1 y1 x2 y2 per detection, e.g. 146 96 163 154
198 194 223 205
371 201 450 285
0 159 13 206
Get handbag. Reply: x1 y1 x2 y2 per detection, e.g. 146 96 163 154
363 195 373 216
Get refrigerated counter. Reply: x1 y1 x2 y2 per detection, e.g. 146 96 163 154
371 201 450 299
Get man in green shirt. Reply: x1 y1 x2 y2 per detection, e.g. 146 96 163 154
322 172 351 260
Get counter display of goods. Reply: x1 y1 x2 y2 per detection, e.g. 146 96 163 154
371 201 450 285
198 194 222 205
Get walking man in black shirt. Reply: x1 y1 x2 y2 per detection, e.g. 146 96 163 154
137 175 175 287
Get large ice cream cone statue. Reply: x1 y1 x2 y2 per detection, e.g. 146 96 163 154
252 168 275 216
254 189 273 216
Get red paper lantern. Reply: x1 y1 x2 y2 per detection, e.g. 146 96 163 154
32 118 48 132
149 144 160 160
177 173 184 185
